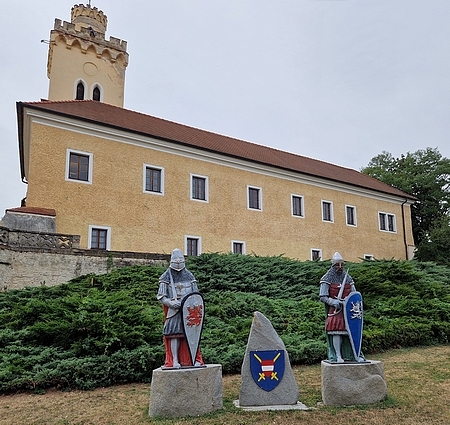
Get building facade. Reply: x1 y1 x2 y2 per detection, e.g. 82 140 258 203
14 4 416 262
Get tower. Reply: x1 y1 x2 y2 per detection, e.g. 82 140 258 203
46 4 129 107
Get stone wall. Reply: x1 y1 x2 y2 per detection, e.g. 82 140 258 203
0 226 169 291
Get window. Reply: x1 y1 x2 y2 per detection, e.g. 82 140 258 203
291 195 304 217
322 201 333 222
89 225 111 250
92 86 101 101
232 241 246 254
364 254 374 261
346 205 357 226
191 174 208 202
76 81 85 100
311 249 322 261
185 236 201 256
379 212 396 232
144 165 164 194
66 150 93 184
248 186 262 210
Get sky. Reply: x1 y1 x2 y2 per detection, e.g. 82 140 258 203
1 1 450 216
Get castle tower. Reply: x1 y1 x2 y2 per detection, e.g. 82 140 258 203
46 4 129 107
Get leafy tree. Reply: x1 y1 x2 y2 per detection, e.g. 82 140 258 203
361 148 450 264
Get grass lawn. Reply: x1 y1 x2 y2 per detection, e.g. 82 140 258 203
0 345 449 425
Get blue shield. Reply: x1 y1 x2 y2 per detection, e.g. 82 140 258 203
343 291 364 360
250 350 285 391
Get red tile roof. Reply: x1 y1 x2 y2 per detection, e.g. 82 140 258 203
6 207 56 216
17 100 415 200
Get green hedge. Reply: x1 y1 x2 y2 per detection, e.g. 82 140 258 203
0 254 449 392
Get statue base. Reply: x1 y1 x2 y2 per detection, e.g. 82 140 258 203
321 360 388 406
149 364 223 418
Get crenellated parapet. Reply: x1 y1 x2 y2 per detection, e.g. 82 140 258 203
71 4 107 34
52 18 128 55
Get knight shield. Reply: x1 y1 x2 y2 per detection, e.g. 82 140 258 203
250 350 285 391
343 291 364 360
181 292 205 366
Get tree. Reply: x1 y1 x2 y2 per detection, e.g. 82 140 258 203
361 148 450 264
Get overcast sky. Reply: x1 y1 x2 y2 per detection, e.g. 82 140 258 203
1 1 450 216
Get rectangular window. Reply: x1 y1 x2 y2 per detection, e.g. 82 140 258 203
191 174 208 202
379 212 396 232
248 186 262 210
185 236 201 256
311 249 322 261
66 149 93 184
364 254 374 261
88 225 111 250
346 205 357 226
144 165 164 194
292 195 304 217
232 241 246 254
322 201 333 222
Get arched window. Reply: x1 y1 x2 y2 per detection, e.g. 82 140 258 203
92 86 101 101
76 82 85 100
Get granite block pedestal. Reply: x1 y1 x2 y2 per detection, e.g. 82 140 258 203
149 364 223 418
321 360 388 406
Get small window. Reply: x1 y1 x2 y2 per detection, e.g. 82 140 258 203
248 186 262 210
144 165 164 194
322 201 333 222
346 205 357 226
76 82 85 100
379 212 396 232
292 195 304 217
191 174 208 202
364 254 374 261
311 249 322 261
186 236 201 256
89 225 111 250
92 86 101 101
232 241 245 254
66 150 93 184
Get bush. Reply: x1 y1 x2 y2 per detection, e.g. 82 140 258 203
0 254 449 392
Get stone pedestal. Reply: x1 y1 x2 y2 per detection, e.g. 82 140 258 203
321 360 388 406
149 364 223 418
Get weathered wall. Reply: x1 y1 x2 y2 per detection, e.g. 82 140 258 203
0 227 169 291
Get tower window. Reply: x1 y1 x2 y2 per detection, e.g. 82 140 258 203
76 82 85 100
92 86 101 101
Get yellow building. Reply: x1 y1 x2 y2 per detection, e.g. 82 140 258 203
15 4 415 262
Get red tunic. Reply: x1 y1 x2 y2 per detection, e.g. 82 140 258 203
325 283 351 333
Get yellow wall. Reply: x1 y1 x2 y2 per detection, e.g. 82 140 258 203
47 34 127 106
25 121 415 262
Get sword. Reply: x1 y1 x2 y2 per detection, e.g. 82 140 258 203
328 269 349 316
166 269 180 319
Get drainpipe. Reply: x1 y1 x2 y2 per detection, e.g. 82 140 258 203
401 198 408 259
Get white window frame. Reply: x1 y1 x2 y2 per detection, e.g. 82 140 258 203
321 200 334 223
65 149 93 184
247 185 262 211
91 82 104 102
74 78 87 100
364 254 374 261
143 164 164 195
231 240 246 254
378 211 397 233
311 249 322 261
190 173 209 202
291 194 304 218
345 204 357 227
88 225 111 250
185 235 202 256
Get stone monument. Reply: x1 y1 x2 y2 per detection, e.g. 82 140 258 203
236 311 307 410
319 252 388 405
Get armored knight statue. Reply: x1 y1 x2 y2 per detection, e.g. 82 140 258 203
157 248 204 368
319 252 365 363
